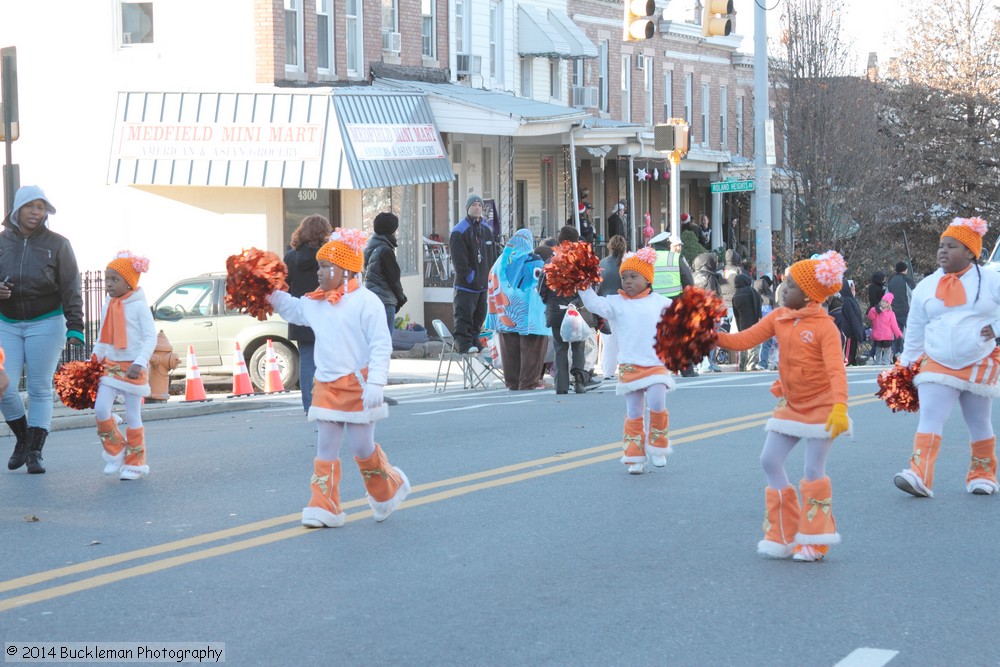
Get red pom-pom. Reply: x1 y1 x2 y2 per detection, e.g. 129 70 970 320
876 363 921 413
53 357 104 410
225 248 289 321
654 286 728 371
542 241 602 297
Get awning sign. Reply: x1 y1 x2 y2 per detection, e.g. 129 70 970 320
345 123 445 161
117 122 324 160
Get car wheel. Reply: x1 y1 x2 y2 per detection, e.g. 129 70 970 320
248 341 299 392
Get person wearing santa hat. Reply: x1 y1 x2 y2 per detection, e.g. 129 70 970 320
716 251 852 562
268 228 410 528
91 251 157 480
893 216 1000 499
579 246 675 475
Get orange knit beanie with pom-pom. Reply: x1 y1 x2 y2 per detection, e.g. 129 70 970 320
317 228 367 273
788 250 846 303
107 251 150 290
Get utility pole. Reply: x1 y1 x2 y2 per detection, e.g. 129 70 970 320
752 2 774 277
1 46 19 215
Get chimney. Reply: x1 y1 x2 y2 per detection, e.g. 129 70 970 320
866 52 879 83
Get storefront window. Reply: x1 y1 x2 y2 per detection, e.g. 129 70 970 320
362 186 418 276
282 189 339 251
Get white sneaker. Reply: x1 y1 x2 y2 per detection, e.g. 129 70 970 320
101 449 125 475
119 465 149 481
893 469 933 498
792 544 829 562
651 454 667 468
627 462 645 475
968 479 999 495
301 506 346 528
369 467 411 522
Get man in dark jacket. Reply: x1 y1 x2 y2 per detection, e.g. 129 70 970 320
450 194 498 353
732 272 762 370
719 249 743 324
692 252 724 372
607 202 626 243
839 281 866 366
364 212 407 332
886 261 915 357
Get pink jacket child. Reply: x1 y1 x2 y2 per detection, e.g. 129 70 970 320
868 292 903 342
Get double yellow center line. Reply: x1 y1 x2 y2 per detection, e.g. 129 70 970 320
0 396 877 612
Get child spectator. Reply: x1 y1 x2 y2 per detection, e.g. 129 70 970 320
92 251 157 480
868 293 903 365
716 251 851 562
269 229 409 527
579 247 674 474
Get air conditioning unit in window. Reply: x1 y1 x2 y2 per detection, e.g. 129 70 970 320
382 31 401 53
635 54 646 70
455 53 482 77
572 86 599 108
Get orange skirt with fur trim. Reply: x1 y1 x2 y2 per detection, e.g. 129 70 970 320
309 369 389 424
915 348 1000 397
616 363 675 395
99 359 150 397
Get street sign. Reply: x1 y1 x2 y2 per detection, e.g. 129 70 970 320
710 179 754 193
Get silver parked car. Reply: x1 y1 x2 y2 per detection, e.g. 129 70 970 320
151 273 298 391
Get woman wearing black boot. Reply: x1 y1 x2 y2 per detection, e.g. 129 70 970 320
0 186 84 474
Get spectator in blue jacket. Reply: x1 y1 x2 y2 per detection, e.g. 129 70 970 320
450 194 499 353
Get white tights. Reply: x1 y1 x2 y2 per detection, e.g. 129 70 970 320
316 420 376 462
94 385 143 429
624 384 667 419
760 431 834 490
916 383 994 441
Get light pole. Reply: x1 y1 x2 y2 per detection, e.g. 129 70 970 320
654 119 689 238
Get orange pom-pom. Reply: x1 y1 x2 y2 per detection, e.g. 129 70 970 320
542 241 602 297
53 357 104 410
876 363 921 413
654 286 728 371
225 248 289 321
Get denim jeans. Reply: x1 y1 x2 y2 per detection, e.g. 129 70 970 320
297 341 316 413
0 316 67 430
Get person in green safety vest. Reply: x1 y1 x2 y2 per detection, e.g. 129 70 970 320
648 231 693 298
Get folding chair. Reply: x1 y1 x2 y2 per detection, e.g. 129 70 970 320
463 333 504 389
432 319 463 392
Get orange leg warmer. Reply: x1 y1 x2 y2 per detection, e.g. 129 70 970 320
758 485 800 557
307 458 343 515
621 416 646 464
796 476 840 546
96 417 125 456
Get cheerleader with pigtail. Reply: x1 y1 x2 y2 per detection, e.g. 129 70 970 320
579 246 675 475
892 216 1000 499
715 251 851 562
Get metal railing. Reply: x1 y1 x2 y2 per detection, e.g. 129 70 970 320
60 270 104 364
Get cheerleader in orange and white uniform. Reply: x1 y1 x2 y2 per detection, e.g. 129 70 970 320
893 217 1000 498
268 228 410 528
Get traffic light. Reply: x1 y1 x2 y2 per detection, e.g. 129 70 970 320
702 0 734 37
623 0 655 41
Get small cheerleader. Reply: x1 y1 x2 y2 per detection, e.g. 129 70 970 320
716 251 851 561
893 217 1000 498
579 246 674 474
268 228 410 527
91 251 156 480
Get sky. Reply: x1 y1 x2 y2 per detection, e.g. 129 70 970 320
666 0 904 74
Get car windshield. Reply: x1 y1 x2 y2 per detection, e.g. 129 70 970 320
155 281 215 318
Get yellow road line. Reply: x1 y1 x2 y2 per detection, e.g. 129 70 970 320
0 395 879 611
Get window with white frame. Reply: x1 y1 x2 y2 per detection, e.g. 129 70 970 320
120 1 154 46
382 0 397 32
736 95 744 155
720 85 728 149
490 1 504 85
346 0 363 77
644 57 654 125
598 41 609 112
455 0 469 55
316 0 334 74
520 58 532 97
684 73 693 124
550 59 561 100
621 55 631 123
572 59 584 88
701 83 710 146
482 146 494 198
421 0 435 58
663 70 673 121
284 0 303 72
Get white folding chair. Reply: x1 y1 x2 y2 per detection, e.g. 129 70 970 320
432 319 466 392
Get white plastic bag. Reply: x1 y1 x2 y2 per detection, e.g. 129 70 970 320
560 305 590 342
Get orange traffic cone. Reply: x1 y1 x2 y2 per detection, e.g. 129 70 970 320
229 342 254 397
183 345 210 402
263 339 286 394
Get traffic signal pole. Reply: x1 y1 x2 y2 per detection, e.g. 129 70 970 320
752 3 774 277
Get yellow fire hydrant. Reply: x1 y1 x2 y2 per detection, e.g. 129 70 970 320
147 330 180 402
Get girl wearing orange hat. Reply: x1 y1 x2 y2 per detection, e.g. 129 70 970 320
579 246 675 474
893 217 1000 498
268 228 409 528
716 251 851 562
92 251 157 480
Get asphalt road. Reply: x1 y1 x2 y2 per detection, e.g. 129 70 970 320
0 368 996 666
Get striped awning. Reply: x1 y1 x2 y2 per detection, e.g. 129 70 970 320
108 90 454 190
518 6 597 59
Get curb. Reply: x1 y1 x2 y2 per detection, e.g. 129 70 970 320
45 398 298 433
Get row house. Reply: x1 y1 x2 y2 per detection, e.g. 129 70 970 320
0 0 771 333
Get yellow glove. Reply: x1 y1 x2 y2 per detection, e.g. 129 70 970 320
824 403 849 439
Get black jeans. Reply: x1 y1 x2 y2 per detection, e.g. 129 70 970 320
453 289 488 353
550 310 585 393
